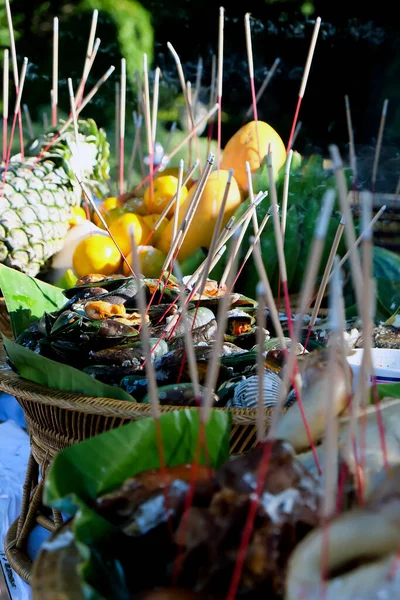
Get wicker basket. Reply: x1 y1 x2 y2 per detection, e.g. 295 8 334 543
350 193 400 253
0 356 274 584
0 298 13 340
31 520 83 600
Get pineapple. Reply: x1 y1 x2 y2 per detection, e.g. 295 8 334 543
0 118 110 277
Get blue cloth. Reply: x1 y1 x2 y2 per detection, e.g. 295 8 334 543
0 393 26 428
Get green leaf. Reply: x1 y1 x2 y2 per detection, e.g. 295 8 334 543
55 269 79 290
0 264 66 338
45 408 231 510
373 246 400 315
3 336 134 403
271 205 300 291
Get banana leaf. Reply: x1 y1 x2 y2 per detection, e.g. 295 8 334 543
373 246 400 315
43 409 231 599
0 264 65 338
3 336 134 402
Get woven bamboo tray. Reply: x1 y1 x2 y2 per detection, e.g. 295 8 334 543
0 354 275 584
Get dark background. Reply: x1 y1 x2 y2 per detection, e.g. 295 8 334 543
2 0 400 187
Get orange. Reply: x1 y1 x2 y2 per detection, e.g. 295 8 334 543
220 120 287 192
69 206 87 227
92 197 119 228
143 175 188 217
72 235 121 278
141 214 170 248
108 213 150 257
157 169 242 262
123 245 167 278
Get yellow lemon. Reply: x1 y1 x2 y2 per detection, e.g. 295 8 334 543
141 214 170 248
72 235 121 278
92 197 119 228
123 245 167 278
69 206 87 227
143 175 188 217
108 213 150 257
157 169 242 262
220 120 287 192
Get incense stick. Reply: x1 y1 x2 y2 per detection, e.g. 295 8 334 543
132 103 219 195
22 104 34 139
329 144 364 316
75 9 98 107
344 95 357 184
320 257 342 588
127 112 143 189
202 232 241 423
2 50 9 161
79 180 135 276
67 78 82 178
167 42 202 167
28 65 116 173
231 208 271 290
161 154 215 276
173 262 201 398
172 159 185 242
292 120 302 148
286 16 321 153
193 168 233 294
143 54 154 210
244 13 260 157
217 7 225 169
5 0 24 156
186 81 193 167
4 57 28 170
245 57 280 119
330 205 386 279
151 67 161 149
266 151 294 335
143 160 199 242
193 56 203 107
207 54 217 157
168 153 215 264
281 149 294 239
371 98 389 194
252 242 287 350
219 206 254 287
119 58 127 198
52 17 59 127
256 282 267 442
115 81 120 189
307 216 345 332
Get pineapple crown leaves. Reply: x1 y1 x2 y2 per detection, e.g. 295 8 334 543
24 118 110 194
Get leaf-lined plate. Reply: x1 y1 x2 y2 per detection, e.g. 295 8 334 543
41 409 231 600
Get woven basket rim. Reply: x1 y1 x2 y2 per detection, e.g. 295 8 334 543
0 357 275 424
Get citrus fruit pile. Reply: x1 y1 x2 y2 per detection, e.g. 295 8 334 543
64 120 287 283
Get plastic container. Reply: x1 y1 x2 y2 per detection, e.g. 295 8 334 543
346 348 400 390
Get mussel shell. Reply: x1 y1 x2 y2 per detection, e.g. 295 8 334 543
50 310 83 336
143 383 217 407
119 375 148 400
83 364 142 386
98 319 139 338
88 346 143 367
226 371 281 409
63 276 131 299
